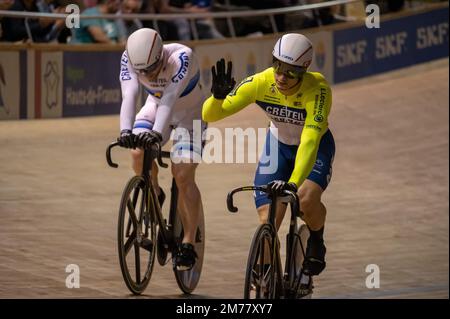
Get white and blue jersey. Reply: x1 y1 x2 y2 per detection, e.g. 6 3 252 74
119 43 206 161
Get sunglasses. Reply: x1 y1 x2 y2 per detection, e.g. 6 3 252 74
137 59 162 75
272 61 306 79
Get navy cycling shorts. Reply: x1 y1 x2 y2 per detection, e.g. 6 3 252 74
253 129 335 208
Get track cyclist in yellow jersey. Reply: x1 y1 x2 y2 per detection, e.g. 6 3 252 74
202 33 335 278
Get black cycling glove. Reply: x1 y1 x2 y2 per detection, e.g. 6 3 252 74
211 58 236 99
118 129 135 149
267 180 298 195
135 130 163 149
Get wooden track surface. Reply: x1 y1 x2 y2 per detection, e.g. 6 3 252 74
0 59 448 299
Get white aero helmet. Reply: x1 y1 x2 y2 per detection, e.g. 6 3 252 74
126 28 163 71
272 33 313 70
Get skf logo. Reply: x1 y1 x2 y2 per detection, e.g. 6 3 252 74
336 40 367 67
281 54 293 61
375 32 407 59
417 22 448 49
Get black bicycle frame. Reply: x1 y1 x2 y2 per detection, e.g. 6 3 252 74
107 141 179 252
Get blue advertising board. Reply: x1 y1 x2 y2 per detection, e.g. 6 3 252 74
334 6 449 83
63 51 122 117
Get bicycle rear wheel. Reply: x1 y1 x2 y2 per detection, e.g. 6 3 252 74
173 208 205 294
287 223 313 298
244 223 281 299
117 176 157 295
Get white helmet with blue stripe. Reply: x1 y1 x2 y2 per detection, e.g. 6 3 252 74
272 33 314 70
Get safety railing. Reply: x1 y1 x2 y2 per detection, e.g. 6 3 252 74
0 0 363 42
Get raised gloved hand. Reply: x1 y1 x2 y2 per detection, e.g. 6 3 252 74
267 180 298 195
211 58 236 99
117 129 136 149
135 130 163 149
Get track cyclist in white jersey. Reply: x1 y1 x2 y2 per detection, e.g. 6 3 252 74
117 28 206 271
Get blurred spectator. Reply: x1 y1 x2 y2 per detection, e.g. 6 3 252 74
216 0 291 36
0 0 14 9
0 0 14 39
367 0 405 14
71 0 121 43
116 0 143 43
0 0 55 42
294 0 341 28
36 0 71 42
141 0 222 40
83 0 97 8
141 0 180 40
189 0 224 39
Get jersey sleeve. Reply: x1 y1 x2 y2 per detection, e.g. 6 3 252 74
152 48 195 134
119 50 139 132
202 75 258 122
288 83 332 187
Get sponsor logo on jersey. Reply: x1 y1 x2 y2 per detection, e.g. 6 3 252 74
256 100 306 125
313 87 327 123
121 52 131 81
153 91 163 98
171 51 190 83
305 124 321 132
270 84 276 94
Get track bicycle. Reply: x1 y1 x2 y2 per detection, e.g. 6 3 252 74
227 185 313 299
106 140 205 295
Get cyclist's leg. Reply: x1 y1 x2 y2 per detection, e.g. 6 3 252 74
300 129 335 276
170 115 206 269
254 129 295 230
171 162 203 244
299 180 326 231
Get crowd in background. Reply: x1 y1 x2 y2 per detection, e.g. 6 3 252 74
0 0 445 43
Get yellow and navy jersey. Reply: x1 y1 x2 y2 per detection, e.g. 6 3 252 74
202 67 332 187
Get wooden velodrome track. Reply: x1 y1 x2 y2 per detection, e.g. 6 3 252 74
0 59 448 299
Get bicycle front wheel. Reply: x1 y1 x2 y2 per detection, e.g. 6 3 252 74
117 176 157 295
173 208 205 294
244 223 281 299
287 224 313 298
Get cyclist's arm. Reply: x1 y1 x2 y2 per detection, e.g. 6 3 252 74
202 76 258 122
119 51 139 132
288 84 332 187
152 49 195 134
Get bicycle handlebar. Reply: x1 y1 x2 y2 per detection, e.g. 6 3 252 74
226 185 299 214
106 141 169 168
106 141 120 168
